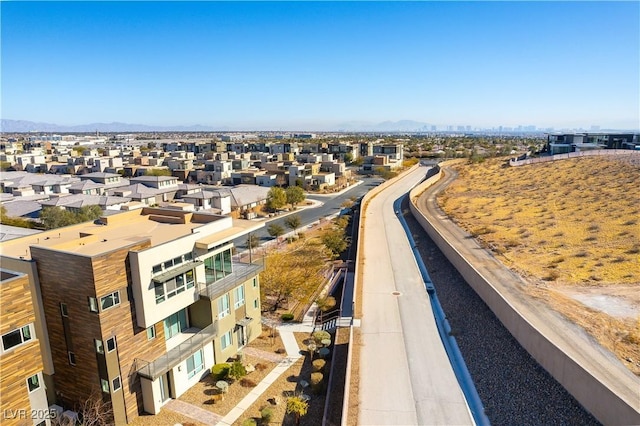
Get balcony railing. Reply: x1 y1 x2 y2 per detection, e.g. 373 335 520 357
198 260 264 300
137 322 218 381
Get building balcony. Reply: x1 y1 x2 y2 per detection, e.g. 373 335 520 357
198 260 264 300
137 322 218 380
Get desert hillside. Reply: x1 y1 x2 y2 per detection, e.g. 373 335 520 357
438 155 640 375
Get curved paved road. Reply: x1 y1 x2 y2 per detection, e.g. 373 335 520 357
358 166 474 425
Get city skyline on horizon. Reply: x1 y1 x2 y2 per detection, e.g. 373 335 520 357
2 2 639 130
3 117 637 134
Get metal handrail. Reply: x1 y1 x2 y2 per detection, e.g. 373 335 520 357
137 322 218 380
197 260 264 300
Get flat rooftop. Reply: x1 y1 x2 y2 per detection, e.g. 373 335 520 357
0 207 263 259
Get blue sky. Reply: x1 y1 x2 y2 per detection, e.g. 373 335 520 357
2 1 639 130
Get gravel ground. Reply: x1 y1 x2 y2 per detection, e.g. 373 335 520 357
400 196 600 426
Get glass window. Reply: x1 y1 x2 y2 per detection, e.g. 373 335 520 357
68 352 76 365
217 294 230 319
163 309 188 340
163 260 173 270
60 303 68 317
187 349 204 379
165 278 177 298
204 248 233 284
100 291 120 311
156 270 194 304
112 376 121 391
106 337 116 352
88 297 98 313
95 339 104 354
215 252 224 280
223 250 232 274
175 275 185 295
173 256 182 266
152 264 162 274
21 325 31 341
1 325 33 352
101 379 109 393
221 330 232 350
146 326 156 340
252 277 257 288
184 252 193 261
27 374 40 392
154 283 165 304
185 270 194 289
234 285 245 309
254 299 259 309
2 330 22 350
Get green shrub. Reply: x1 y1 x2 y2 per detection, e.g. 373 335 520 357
228 360 247 381
312 330 331 344
241 418 257 426
312 359 326 373
281 313 294 322
211 363 231 380
260 407 273 424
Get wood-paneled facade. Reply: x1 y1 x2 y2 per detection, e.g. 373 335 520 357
30 240 169 424
0 271 45 426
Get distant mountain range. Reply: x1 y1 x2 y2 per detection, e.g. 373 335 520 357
1 119 435 133
0 119 224 133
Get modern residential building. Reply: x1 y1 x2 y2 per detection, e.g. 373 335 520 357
0 207 265 424
0 268 50 426
546 133 639 155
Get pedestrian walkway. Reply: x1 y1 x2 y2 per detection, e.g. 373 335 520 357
215 322 312 426
242 346 285 363
165 399 222 425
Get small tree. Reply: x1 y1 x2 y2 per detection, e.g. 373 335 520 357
284 214 301 236
267 223 285 239
286 186 305 210
40 205 103 230
321 228 348 258
266 187 287 211
227 360 247 382
286 395 309 426
246 233 260 249
52 391 113 426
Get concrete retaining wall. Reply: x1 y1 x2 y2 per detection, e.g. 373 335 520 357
408 164 640 425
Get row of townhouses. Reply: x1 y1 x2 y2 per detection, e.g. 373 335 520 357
0 138 404 224
1 138 404 180
1 207 264 425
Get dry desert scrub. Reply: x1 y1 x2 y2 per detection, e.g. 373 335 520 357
438 155 640 374
438 155 640 285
